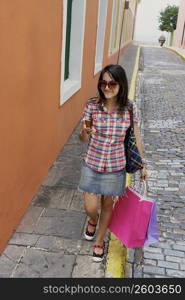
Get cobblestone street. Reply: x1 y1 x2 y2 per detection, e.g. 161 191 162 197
128 46 185 278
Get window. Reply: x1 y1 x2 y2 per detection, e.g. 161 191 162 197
64 0 73 80
119 0 126 46
109 0 124 55
60 0 86 105
94 0 108 74
109 0 118 54
181 22 185 47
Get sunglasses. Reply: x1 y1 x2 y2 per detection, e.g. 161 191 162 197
98 80 119 89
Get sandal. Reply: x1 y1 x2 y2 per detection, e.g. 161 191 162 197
93 243 105 262
84 215 99 241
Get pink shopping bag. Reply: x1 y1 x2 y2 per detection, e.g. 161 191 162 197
108 186 153 248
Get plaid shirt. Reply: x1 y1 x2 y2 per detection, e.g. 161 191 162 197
81 98 139 172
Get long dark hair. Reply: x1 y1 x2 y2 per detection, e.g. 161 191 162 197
97 64 129 111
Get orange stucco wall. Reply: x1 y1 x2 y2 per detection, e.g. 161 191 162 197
0 0 64 252
0 0 135 253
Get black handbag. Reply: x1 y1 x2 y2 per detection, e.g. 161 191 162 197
124 102 143 173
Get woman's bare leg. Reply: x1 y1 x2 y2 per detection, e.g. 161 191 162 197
94 195 114 253
83 192 99 232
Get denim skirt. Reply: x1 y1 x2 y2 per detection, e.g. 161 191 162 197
78 160 126 196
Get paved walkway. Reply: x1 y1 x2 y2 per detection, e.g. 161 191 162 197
0 44 138 278
126 46 185 278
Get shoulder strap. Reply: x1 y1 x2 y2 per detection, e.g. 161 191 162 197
127 101 134 127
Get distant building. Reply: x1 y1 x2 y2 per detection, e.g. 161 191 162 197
173 0 185 48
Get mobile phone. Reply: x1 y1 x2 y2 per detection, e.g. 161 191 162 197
85 120 92 128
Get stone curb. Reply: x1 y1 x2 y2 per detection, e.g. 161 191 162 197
165 46 185 61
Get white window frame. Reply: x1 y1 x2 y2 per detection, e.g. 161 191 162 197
109 0 124 56
60 0 86 105
109 0 117 55
94 0 108 75
117 0 125 49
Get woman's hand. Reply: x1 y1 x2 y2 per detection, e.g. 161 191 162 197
82 123 94 135
79 123 96 142
140 166 148 181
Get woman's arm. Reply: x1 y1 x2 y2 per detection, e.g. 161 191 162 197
133 123 145 160
79 100 94 142
79 122 94 142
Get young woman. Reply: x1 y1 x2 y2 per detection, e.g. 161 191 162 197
78 64 147 262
